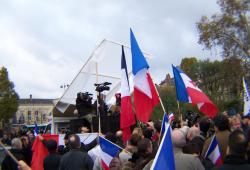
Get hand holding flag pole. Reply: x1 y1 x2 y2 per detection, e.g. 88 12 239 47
0 140 19 165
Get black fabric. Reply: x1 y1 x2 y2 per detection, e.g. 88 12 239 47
44 153 61 170
59 149 93 170
80 139 97 152
212 155 250 170
1 149 26 170
21 143 32 166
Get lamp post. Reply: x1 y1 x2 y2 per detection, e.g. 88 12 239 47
60 84 69 91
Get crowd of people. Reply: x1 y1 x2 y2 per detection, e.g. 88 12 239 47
0 112 250 170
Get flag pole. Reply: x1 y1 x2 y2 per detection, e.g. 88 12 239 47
0 141 19 164
177 101 183 125
95 62 101 134
152 82 167 114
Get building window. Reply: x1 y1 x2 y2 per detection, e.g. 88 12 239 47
28 111 32 121
19 112 25 124
35 111 39 122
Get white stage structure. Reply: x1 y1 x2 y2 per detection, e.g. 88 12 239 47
52 39 152 133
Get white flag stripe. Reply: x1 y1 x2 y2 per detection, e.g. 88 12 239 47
243 77 250 116
208 145 220 164
100 149 113 167
134 69 152 98
121 69 130 97
58 133 98 146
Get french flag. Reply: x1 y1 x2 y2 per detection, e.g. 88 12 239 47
172 65 218 118
120 45 136 143
99 136 122 170
151 123 175 170
130 29 160 123
204 135 223 166
160 112 174 135
34 122 39 136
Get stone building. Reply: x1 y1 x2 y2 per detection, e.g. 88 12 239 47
13 97 55 125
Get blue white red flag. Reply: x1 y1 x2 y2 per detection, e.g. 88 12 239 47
243 77 250 116
99 136 122 170
130 29 160 123
34 122 39 136
172 65 218 118
160 112 174 135
120 45 135 142
205 135 222 166
151 123 175 170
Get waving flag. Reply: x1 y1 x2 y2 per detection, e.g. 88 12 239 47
151 123 175 170
99 136 122 170
120 46 135 142
204 135 222 166
34 122 39 136
31 133 98 170
172 65 218 118
243 77 250 116
130 29 160 123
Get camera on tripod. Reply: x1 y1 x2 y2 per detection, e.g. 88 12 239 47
94 82 112 93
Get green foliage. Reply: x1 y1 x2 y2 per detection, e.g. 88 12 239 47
197 0 250 61
0 67 19 121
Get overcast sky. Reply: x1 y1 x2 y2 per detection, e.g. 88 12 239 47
0 0 221 99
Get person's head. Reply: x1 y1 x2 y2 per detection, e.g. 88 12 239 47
230 116 242 131
143 128 153 140
137 138 153 157
228 129 248 156
199 117 210 135
132 127 143 137
20 136 29 148
129 133 142 147
182 142 201 155
80 126 90 134
64 130 72 144
116 130 123 139
68 134 81 149
46 139 58 153
187 126 200 141
28 132 34 141
153 120 162 134
3 134 9 139
11 138 22 150
172 129 186 148
214 114 229 132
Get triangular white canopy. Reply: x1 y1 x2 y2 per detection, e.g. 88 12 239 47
55 39 152 113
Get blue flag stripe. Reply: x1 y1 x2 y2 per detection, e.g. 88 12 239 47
130 29 149 75
151 124 175 170
160 113 168 135
205 135 218 157
172 65 189 102
99 136 122 157
121 46 130 88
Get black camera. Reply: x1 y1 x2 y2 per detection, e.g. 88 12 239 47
94 82 111 93
76 92 93 117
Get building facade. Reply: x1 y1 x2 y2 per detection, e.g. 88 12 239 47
13 98 55 125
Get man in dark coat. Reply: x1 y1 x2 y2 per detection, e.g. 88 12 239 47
59 134 93 170
44 139 61 170
212 130 250 170
1 138 26 170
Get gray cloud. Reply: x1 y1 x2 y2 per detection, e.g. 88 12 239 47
0 0 220 98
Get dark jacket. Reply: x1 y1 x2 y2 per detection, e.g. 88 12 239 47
44 152 61 170
59 149 93 170
212 155 250 170
1 149 26 170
